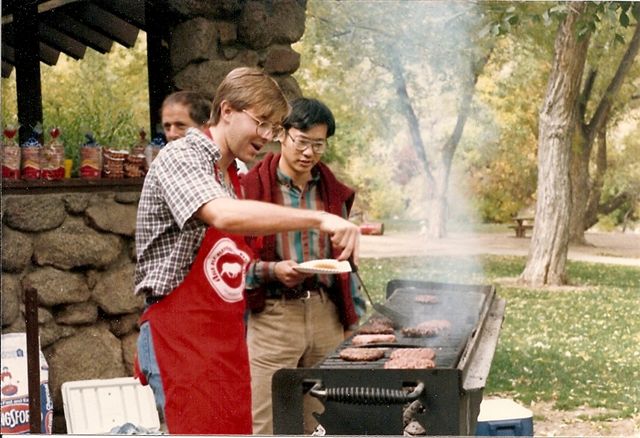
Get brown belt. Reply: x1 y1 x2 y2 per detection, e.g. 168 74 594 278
266 287 324 300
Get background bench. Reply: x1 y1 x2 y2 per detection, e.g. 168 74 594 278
509 217 534 237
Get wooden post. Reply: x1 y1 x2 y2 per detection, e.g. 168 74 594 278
24 286 42 434
145 0 173 138
14 2 44 145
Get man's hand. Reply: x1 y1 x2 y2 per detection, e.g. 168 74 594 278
274 260 311 288
318 213 360 263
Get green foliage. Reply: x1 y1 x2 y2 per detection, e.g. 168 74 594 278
464 35 547 222
1 34 149 169
359 255 640 417
296 1 500 222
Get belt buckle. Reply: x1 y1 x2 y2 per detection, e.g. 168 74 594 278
300 290 311 300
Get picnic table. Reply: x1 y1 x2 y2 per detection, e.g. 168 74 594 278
509 216 534 238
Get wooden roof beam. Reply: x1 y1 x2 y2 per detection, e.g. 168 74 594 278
2 60 13 78
66 2 139 48
44 10 113 53
2 43 16 64
39 22 87 60
38 41 61 66
93 0 146 30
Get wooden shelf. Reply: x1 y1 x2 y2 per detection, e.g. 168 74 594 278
2 177 145 195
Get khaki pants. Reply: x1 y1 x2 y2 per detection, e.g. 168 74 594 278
247 291 343 435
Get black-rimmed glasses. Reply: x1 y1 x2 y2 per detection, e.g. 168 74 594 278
286 131 327 154
242 110 283 142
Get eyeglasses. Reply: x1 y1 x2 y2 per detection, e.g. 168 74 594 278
286 131 327 154
242 110 283 142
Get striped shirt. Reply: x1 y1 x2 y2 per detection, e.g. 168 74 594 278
134 128 234 297
246 168 345 288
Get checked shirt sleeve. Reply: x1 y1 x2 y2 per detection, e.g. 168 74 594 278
155 138 228 228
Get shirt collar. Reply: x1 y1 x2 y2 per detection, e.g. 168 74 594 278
185 127 222 162
276 166 321 191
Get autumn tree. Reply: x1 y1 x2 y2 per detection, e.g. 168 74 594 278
521 3 591 286
297 1 503 237
520 2 639 286
568 4 640 243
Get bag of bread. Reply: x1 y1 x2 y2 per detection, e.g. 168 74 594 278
79 132 102 179
20 126 43 180
41 127 65 180
1 126 21 179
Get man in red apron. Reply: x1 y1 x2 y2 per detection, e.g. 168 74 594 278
134 67 360 434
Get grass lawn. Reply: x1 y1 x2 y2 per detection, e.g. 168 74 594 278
358 255 640 420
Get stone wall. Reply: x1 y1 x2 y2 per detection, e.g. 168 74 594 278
166 0 306 100
1 190 143 433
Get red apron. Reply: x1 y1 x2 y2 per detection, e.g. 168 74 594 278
137 165 254 434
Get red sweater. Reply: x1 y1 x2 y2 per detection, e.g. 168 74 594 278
241 153 358 328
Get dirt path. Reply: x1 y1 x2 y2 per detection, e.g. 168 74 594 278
529 401 639 437
361 230 640 266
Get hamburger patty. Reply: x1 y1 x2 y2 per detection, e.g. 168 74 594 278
339 347 386 362
357 317 395 334
389 348 436 361
384 356 436 369
401 320 451 338
352 334 397 345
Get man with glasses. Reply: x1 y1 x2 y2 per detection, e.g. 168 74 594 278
242 97 366 435
160 90 249 173
135 70 360 435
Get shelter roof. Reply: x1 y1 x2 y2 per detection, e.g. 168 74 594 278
2 0 150 78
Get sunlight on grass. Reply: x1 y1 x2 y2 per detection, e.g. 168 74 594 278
358 255 640 419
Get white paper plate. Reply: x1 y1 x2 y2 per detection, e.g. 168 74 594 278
293 259 352 274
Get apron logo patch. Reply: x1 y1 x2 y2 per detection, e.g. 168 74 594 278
203 238 250 302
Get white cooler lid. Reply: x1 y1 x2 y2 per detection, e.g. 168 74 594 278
62 377 160 434
477 398 533 421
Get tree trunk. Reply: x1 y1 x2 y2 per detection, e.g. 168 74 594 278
584 121 608 229
427 168 449 238
388 49 487 239
521 3 590 287
568 131 591 244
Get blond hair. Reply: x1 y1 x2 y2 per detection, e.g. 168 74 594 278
211 67 289 125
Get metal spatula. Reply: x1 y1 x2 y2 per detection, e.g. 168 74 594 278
348 258 412 327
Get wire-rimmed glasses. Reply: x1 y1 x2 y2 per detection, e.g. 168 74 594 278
242 110 283 142
286 131 327 155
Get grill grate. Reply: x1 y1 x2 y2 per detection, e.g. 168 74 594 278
319 281 492 369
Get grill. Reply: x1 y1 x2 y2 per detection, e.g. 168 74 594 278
272 279 506 435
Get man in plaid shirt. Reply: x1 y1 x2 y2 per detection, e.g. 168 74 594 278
133 67 360 435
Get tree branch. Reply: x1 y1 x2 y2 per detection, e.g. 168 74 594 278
388 52 434 186
578 69 597 138
586 20 640 144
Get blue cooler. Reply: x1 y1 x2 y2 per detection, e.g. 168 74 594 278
476 398 533 436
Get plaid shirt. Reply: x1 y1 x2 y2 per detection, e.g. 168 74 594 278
134 128 234 297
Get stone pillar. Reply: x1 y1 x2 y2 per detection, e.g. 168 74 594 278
166 0 306 100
